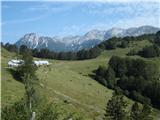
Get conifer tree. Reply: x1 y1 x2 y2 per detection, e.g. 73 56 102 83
21 49 38 120
130 103 153 120
130 102 141 120
105 92 127 120
140 104 153 120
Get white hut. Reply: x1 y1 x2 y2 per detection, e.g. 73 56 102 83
8 59 49 68
33 60 49 66
8 59 24 68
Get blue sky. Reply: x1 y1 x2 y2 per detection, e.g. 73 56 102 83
1 0 160 43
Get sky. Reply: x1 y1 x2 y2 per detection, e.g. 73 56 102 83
1 0 160 43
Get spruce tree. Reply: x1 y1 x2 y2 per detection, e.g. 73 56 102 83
21 49 38 120
105 92 127 120
130 103 153 120
140 104 153 120
130 102 141 120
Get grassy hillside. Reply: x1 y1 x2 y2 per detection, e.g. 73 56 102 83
1 48 25 107
1 39 160 119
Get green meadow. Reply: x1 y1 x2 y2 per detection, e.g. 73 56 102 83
1 39 160 119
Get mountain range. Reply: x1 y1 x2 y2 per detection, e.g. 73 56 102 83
15 25 160 52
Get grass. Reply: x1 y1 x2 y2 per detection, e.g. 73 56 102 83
36 63 113 119
1 39 160 119
1 48 25 107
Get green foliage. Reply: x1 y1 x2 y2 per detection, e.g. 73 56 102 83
96 65 107 77
105 92 127 120
95 65 116 88
19 45 28 55
109 56 159 80
130 102 153 120
127 49 138 56
105 37 120 50
99 34 154 51
62 112 83 120
140 104 153 120
3 43 18 53
2 31 160 119
118 76 147 93
104 66 116 89
17 48 37 81
96 55 160 108
95 65 108 86
36 99 83 120
109 56 127 77
154 31 160 46
33 46 102 60
130 102 141 120
145 81 160 109
119 40 130 48
37 102 59 120
2 99 61 120
18 49 38 119
130 91 151 105
1 99 29 120
23 74 39 110
139 45 160 58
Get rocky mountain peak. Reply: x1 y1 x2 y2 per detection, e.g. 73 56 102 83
15 25 160 52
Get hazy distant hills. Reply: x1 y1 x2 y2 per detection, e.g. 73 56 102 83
15 25 160 52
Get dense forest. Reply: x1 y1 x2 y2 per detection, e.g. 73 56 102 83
95 31 160 109
32 46 102 60
95 56 160 108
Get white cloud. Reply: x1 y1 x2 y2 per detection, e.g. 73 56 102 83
2 0 159 35
86 2 159 17
62 14 159 35
90 0 159 3
82 1 160 30
115 16 160 28
86 15 159 31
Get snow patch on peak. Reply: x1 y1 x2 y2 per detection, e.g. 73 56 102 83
15 25 160 52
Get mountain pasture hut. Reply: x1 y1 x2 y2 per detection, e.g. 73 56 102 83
33 60 49 67
8 59 24 68
8 59 50 68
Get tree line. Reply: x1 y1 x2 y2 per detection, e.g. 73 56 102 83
1 42 102 60
32 31 159 60
2 31 159 60
32 46 102 60
95 56 160 109
97 33 156 50
127 31 160 58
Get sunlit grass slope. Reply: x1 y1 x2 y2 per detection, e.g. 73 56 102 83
1 48 25 107
1 39 159 119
